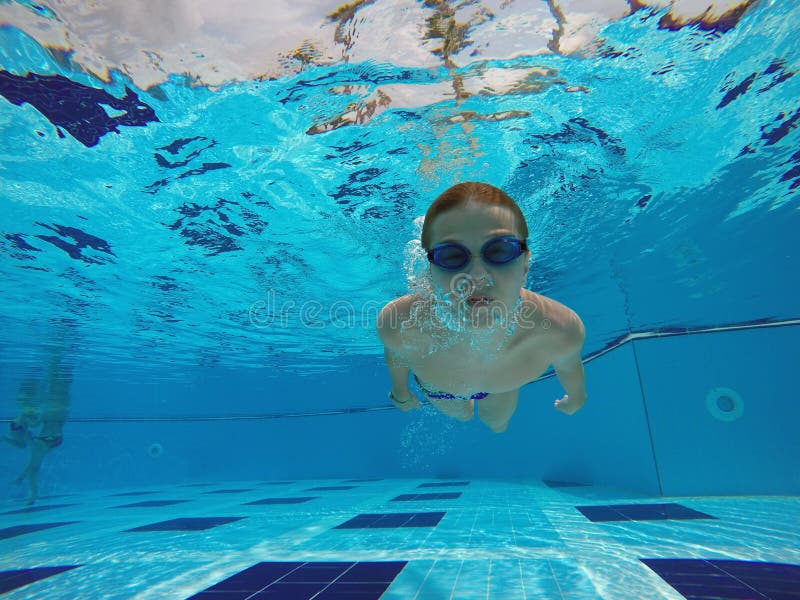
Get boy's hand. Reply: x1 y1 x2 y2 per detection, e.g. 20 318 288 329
554 393 584 415
389 391 421 411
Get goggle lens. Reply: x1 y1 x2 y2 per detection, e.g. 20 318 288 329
427 237 527 271
433 245 470 270
483 238 521 264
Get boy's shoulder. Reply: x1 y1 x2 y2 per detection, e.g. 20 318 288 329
519 290 584 346
376 295 418 346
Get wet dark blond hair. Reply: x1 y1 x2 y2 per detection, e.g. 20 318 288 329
420 182 529 250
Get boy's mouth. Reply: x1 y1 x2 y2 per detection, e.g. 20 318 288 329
467 295 493 307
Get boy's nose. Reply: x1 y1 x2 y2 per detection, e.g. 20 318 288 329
466 257 491 282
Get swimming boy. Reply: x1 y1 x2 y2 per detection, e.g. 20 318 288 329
377 182 587 433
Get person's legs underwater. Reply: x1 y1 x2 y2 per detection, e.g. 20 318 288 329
477 390 519 433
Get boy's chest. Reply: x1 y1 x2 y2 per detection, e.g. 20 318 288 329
402 329 552 394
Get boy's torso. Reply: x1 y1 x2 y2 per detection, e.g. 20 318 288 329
390 289 571 395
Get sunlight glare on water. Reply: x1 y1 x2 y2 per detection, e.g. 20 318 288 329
0 0 798 380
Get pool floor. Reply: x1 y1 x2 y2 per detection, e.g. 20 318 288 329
2 479 799 599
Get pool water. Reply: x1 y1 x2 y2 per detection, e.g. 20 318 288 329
2 1 800 598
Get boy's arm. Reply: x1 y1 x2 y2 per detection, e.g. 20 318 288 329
377 301 420 411
552 311 587 415
383 347 420 410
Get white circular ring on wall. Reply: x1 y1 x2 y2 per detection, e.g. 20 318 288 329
706 387 744 422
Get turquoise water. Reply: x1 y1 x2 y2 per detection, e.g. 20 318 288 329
1 1 798 375
1 1 799 597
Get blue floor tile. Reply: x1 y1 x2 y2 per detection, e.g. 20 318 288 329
112 500 190 508
575 506 622 521
334 512 445 529
0 503 77 515
391 492 461 501
405 512 446 527
0 566 81 594
543 480 592 488
280 563 352 583
189 561 406 600
337 562 406 582
314 582 392 598
372 514 412 527
204 562 305 593
204 562 305 592
0 522 78 540
577 503 715 522
417 481 469 488
188 593 248 598
642 558 800 600
125 517 245 532
333 514 379 528
334 514 398 529
250 582 329 598
244 497 318 505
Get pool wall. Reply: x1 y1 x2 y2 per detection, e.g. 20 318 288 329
2 324 798 501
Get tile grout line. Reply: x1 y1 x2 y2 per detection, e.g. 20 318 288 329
518 558 528 600
707 560 771 600
547 558 566 600
486 558 492 600
412 559 438 600
449 559 465 600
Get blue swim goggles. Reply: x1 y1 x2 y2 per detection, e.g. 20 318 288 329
427 236 528 271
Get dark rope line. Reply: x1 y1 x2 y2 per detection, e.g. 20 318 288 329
1 406 393 424
2 318 797 424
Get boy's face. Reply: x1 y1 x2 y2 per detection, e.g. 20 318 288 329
426 200 529 329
